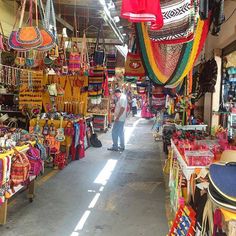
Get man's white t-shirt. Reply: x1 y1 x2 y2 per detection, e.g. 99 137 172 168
115 94 127 122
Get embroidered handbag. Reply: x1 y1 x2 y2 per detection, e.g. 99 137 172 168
124 53 145 77
26 146 43 176
10 151 30 187
69 44 81 73
16 0 42 49
54 152 67 170
15 52 26 67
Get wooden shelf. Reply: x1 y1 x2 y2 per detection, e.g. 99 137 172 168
0 93 16 96
0 110 21 113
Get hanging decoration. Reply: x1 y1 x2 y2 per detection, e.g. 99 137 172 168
148 0 197 44
124 52 145 77
135 15 211 87
121 0 163 28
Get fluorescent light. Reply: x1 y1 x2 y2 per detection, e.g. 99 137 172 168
116 44 128 58
99 0 124 43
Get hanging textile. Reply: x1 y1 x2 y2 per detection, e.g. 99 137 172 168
124 52 145 77
136 14 211 87
121 0 163 28
148 0 196 44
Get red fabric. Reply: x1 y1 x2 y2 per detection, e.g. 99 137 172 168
141 103 154 118
103 70 110 97
79 120 85 159
121 0 163 27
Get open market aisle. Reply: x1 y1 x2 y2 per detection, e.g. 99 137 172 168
0 117 168 236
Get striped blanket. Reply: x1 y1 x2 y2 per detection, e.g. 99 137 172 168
148 0 198 43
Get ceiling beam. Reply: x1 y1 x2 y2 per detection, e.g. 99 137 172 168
54 0 102 8
56 14 74 31
58 35 123 45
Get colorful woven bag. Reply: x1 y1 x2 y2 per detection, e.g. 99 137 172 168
10 151 30 187
16 0 42 49
26 146 43 176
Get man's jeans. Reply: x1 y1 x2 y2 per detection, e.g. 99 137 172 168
112 121 125 149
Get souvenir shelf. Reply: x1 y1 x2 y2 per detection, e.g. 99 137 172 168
0 143 36 225
175 124 207 131
87 97 109 132
170 140 212 204
87 97 109 115
92 114 108 132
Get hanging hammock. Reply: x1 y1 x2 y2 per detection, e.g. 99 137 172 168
135 15 211 87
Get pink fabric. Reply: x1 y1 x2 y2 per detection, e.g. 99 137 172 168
141 102 154 118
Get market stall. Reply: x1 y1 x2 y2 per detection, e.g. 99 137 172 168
166 125 236 234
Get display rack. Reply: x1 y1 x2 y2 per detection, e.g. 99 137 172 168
175 124 207 131
171 140 208 203
92 113 108 132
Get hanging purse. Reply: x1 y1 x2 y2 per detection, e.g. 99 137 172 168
8 4 28 52
44 52 54 66
25 50 35 68
94 23 106 66
124 53 145 77
15 52 26 67
1 20 15 66
45 0 57 40
16 0 42 49
80 32 90 72
68 45 81 73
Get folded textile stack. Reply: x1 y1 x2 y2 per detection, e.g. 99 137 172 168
88 67 105 97
106 54 116 78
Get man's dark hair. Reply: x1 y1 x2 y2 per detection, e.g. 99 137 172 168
115 88 121 93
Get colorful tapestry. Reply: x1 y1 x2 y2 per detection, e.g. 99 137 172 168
148 0 196 44
124 53 146 77
135 14 211 87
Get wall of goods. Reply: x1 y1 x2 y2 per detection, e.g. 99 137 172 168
0 0 117 224
120 0 236 235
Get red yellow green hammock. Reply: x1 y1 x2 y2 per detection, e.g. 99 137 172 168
135 17 211 87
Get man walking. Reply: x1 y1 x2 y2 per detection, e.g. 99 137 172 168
108 88 127 152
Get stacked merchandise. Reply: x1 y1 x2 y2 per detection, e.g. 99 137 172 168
88 67 105 97
151 85 166 111
93 115 107 131
106 54 116 78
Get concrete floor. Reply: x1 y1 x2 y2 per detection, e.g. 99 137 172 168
0 116 168 236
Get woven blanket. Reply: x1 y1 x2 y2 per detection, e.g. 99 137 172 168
148 0 196 43
88 76 104 84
